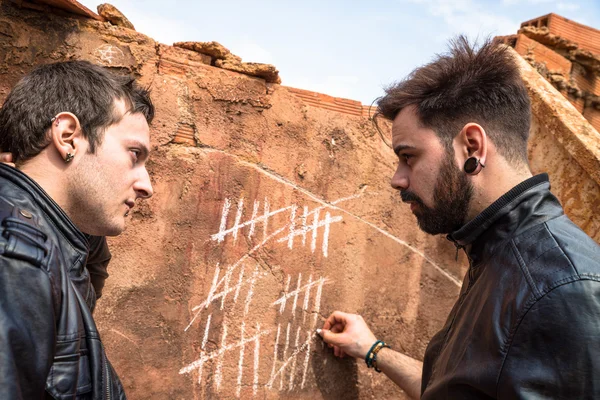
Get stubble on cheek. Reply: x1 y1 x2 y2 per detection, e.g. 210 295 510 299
67 157 123 235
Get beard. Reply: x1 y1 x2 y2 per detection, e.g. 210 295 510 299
401 154 473 235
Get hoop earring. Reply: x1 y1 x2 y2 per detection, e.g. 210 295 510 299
463 157 485 175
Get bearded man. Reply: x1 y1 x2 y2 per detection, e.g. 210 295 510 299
319 37 600 399
0 61 153 399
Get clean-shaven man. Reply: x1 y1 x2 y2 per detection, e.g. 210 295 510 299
0 61 153 399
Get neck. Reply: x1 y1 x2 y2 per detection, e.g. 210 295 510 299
19 150 70 212
465 161 533 223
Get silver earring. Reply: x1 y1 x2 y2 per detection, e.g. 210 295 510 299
65 153 74 163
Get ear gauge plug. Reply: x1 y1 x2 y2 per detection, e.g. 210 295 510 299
463 157 485 175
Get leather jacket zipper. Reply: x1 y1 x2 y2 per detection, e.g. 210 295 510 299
105 359 110 400
424 246 475 389
454 242 464 261
101 342 111 400
446 234 465 261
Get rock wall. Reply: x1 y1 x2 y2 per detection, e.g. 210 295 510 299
499 13 600 133
0 1 598 399
515 51 600 243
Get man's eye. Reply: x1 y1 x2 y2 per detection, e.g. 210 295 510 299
130 150 140 162
401 154 413 162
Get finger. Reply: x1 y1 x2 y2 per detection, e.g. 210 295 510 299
323 311 350 330
330 323 344 334
317 328 344 347
323 322 344 333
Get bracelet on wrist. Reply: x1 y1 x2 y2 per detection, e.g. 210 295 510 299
365 340 390 373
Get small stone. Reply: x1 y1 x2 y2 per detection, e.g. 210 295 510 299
174 41 240 61
217 59 281 84
98 3 135 30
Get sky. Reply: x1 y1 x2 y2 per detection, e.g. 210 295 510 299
78 0 600 105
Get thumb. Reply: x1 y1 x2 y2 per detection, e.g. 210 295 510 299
317 329 342 346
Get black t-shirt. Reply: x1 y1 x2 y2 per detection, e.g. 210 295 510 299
85 235 111 300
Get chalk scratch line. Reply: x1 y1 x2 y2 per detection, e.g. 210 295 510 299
185 189 365 332
179 328 271 375
196 147 461 286
267 332 313 389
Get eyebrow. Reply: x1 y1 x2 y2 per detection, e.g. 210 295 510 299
125 139 150 160
393 144 417 157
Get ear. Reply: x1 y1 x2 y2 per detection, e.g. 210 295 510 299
49 112 84 162
453 122 488 171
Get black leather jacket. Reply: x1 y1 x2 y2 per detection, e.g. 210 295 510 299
421 174 600 399
0 164 126 399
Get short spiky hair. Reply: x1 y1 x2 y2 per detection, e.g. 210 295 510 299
377 36 531 164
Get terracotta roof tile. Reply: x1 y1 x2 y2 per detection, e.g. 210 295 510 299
34 0 101 20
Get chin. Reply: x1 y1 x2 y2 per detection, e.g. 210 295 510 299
106 224 125 236
104 228 124 237
96 220 126 237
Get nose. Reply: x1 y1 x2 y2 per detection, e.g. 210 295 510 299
390 164 409 191
134 167 154 199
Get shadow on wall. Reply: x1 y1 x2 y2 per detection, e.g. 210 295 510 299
312 347 360 400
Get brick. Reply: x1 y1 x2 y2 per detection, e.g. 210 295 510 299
547 13 600 56
362 105 377 118
567 95 585 113
521 14 551 29
571 63 600 97
158 44 212 75
173 123 197 146
285 86 364 117
583 107 600 133
514 34 572 74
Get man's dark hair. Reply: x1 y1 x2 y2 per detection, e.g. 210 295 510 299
377 36 531 164
0 60 154 162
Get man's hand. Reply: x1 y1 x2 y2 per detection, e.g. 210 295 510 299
318 310 423 399
0 152 15 167
318 311 377 359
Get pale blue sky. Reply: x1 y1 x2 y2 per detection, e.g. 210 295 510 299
79 0 600 105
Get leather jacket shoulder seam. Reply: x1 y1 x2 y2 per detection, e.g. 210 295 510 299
546 221 580 277
510 240 542 298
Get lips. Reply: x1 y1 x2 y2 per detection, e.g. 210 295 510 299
124 200 134 216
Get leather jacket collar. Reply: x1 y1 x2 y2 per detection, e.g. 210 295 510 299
0 163 89 261
447 173 564 268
